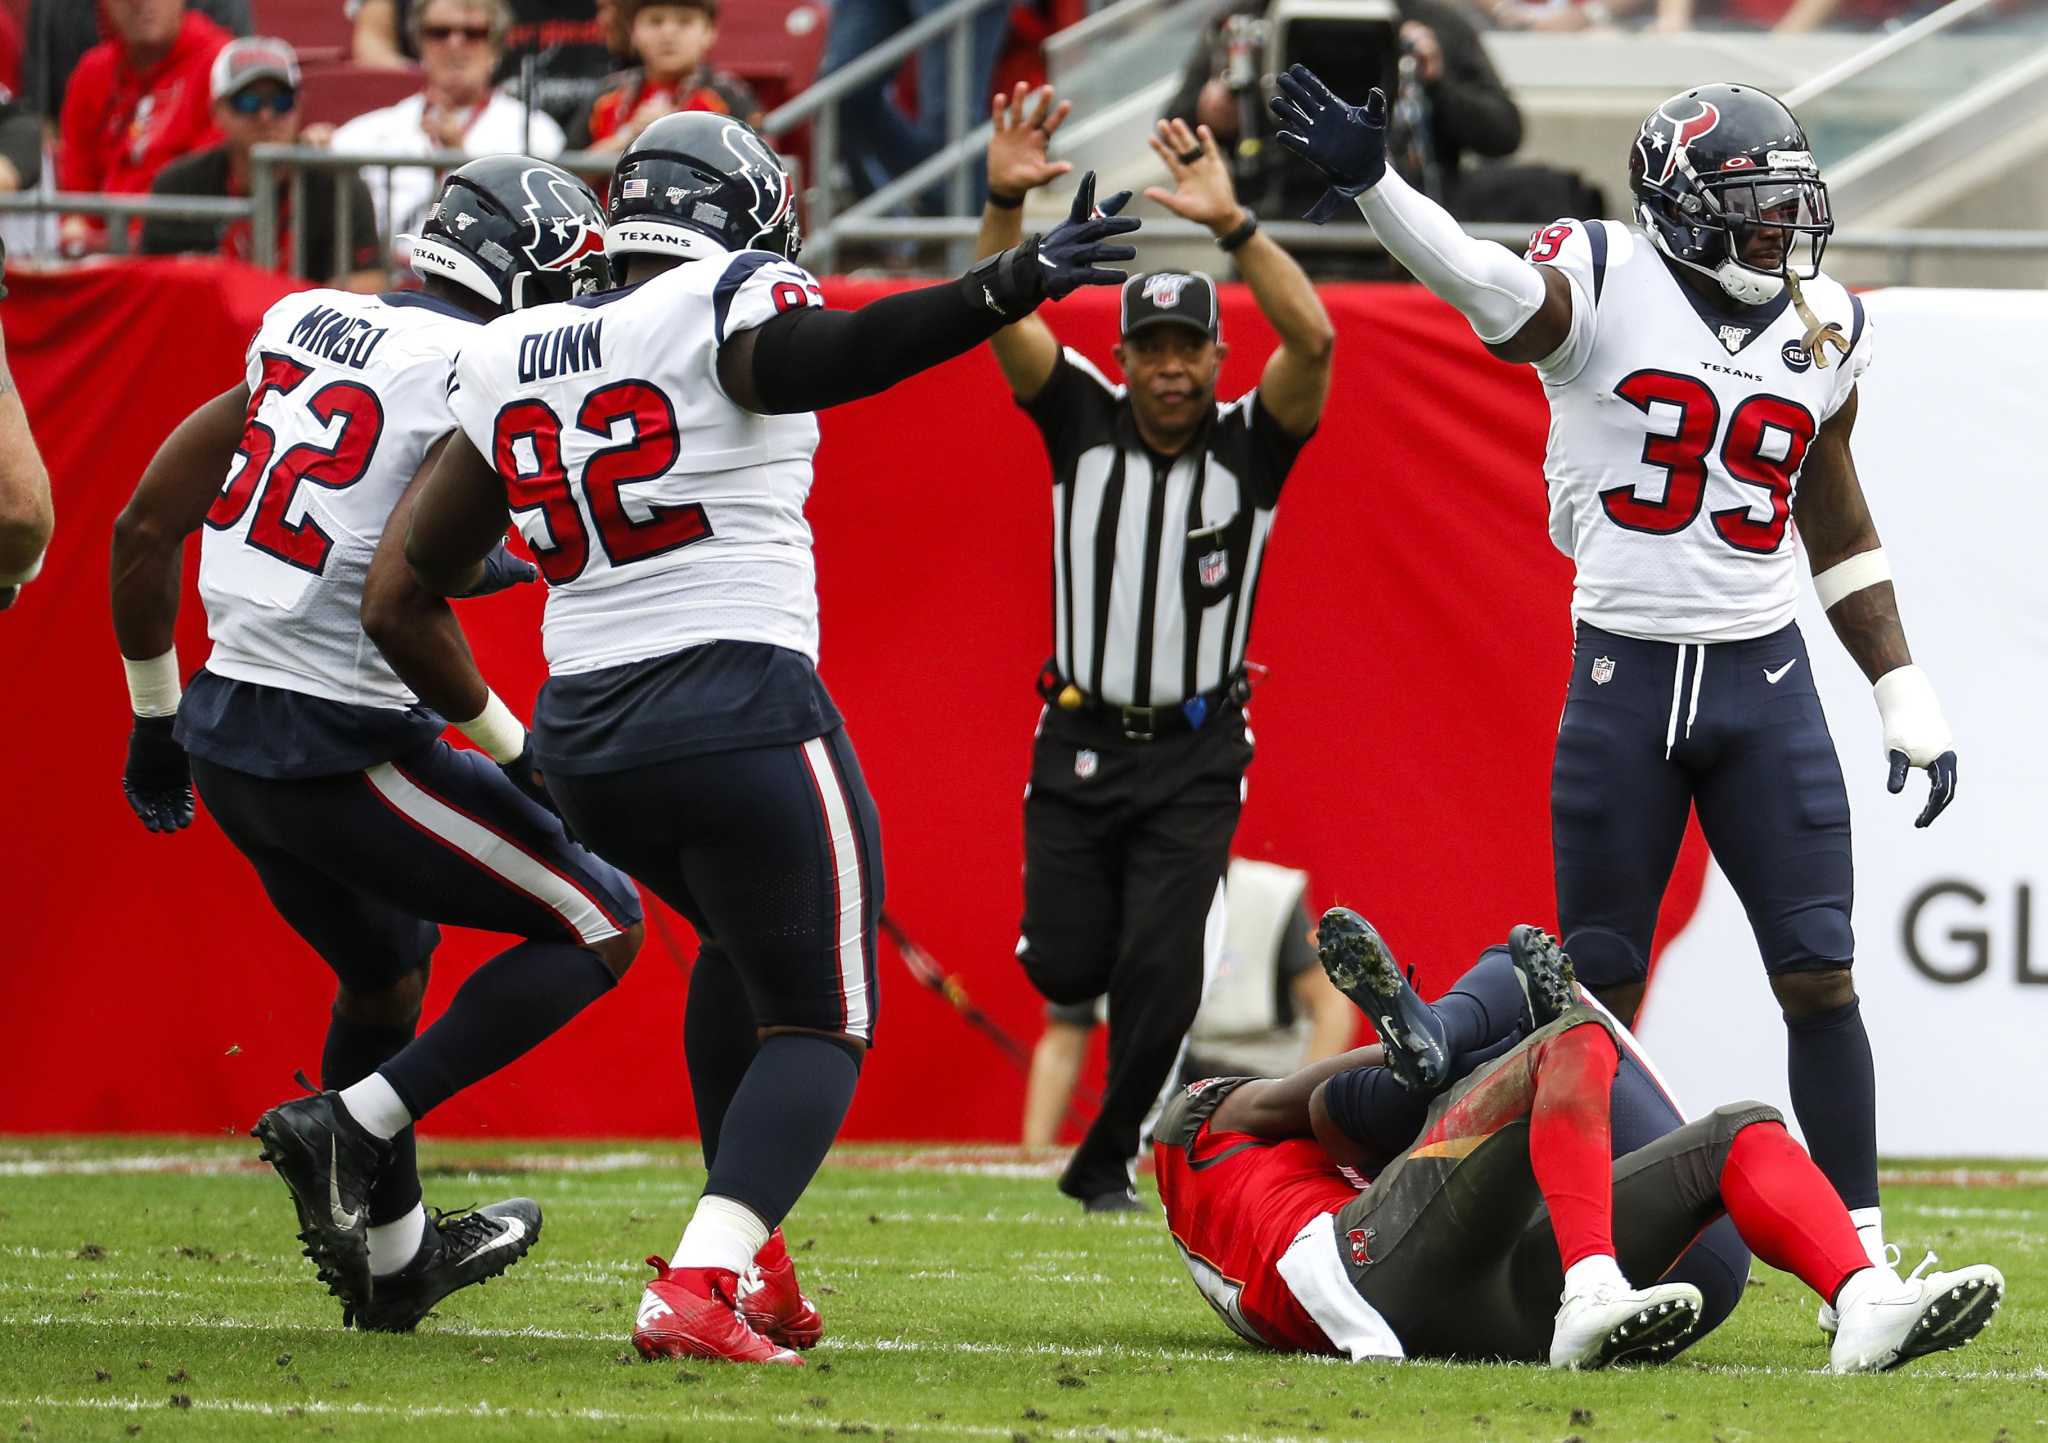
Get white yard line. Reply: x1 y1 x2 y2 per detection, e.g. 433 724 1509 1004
3 1312 2041 1382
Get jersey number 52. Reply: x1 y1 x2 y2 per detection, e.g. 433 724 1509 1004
1603 370 1817 554
207 353 386 575
491 381 710 585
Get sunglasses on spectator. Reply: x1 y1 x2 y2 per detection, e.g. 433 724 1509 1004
421 23 495 42
225 88 298 115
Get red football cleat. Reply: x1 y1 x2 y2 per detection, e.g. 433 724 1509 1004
632 1256 803 1366
740 1228 825 1349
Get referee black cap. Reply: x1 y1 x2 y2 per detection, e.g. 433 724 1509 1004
1120 271 1220 341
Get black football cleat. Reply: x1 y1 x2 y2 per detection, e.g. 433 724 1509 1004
250 1091 389 1310
1508 925 1578 1031
1316 907 1448 1093
349 1200 543 1332
1080 1187 1147 1215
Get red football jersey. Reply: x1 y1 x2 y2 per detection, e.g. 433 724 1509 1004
1153 1121 1359 1354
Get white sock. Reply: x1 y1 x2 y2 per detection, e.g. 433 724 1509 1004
336 1073 413 1141
1848 1205 1888 1269
1562 1253 1628 1300
368 1204 427 1277
671 1194 771 1276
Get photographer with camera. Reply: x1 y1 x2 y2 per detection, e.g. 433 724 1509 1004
1163 0 1519 253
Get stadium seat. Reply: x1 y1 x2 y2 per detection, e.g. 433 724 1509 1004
254 0 355 64
714 0 829 109
298 60 423 128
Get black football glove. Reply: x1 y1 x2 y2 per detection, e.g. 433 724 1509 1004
123 714 194 833
1269 66 1389 223
453 541 539 598
965 171 1140 320
499 736 562 819
1888 747 1958 829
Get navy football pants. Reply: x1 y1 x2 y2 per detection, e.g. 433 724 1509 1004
192 741 641 991
1552 621 1855 989
546 727 884 1042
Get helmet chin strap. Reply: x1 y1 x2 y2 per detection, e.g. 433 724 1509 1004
1638 203 1785 307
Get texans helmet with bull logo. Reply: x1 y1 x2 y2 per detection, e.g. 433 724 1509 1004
606 112 801 264
1628 83 1832 308
410 156 613 309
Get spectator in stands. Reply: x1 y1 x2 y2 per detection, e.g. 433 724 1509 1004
815 0 1009 206
1649 0 1911 29
1164 0 1519 226
25 0 249 121
332 0 566 250
142 37 382 290
351 0 614 131
574 0 760 154
0 94 39 197
55 0 237 255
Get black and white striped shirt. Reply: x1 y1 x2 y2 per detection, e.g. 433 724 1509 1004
1023 348 1309 708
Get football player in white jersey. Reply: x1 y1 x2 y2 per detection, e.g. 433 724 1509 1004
399 112 1140 1365
1270 73 1959 1321
109 159 646 1329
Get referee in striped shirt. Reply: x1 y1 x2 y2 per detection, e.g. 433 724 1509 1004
979 86 1335 1210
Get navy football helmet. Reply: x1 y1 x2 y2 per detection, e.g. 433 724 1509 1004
409 156 612 311
607 112 800 264
1628 83 1831 307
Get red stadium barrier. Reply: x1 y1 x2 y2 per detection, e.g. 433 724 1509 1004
0 258 1706 1140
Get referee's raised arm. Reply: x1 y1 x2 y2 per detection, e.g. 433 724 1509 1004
1143 117 1336 437
977 84 1075 403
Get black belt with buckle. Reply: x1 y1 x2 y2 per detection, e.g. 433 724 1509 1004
1035 663 1250 742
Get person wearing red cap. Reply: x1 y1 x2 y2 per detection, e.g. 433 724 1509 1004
55 0 231 253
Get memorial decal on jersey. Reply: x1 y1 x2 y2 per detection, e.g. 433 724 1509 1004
1635 97 1721 186
519 166 607 274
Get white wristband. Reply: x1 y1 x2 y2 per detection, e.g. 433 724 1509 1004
1813 548 1891 610
0 548 45 587
455 688 526 764
122 649 183 718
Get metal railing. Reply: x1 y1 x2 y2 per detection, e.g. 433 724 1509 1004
758 0 1014 271
7 177 2042 288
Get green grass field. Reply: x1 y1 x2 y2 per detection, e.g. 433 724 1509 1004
1 1138 2039 1443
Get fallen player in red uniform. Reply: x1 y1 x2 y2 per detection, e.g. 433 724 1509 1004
1154 911 2004 1371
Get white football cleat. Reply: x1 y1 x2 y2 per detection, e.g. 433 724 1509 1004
1819 1241 1901 1336
1828 1253 2005 1373
1549 1281 1703 1369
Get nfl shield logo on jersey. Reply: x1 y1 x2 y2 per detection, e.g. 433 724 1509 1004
1717 324 1750 354
1075 749 1099 780
1198 549 1228 587
1591 656 1615 685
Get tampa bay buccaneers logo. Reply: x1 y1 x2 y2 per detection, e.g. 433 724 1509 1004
717 120 794 234
518 166 606 272
1636 98 1721 186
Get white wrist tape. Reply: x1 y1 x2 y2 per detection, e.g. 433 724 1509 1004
1873 663 1952 767
1355 168 1547 345
0 548 45 587
455 688 526 764
122 649 182 718
1813 548 1891 610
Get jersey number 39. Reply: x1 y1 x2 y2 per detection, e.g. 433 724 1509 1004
1603 370 1817 554
491 381 709 585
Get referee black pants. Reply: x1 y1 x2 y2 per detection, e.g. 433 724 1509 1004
1017 702 1252 1201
